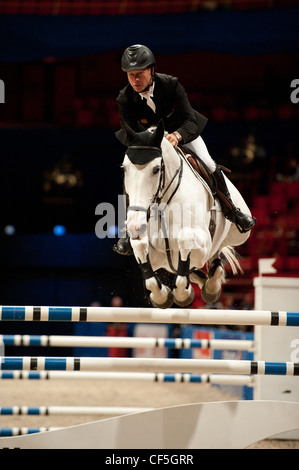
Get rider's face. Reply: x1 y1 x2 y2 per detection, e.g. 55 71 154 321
127 67 152 93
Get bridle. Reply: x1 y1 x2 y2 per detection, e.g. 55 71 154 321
126 144 183 272
127 145 183 221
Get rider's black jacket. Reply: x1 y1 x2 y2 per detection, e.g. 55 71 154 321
116 73 208 146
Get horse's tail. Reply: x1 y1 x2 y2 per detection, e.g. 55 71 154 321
221 246 243 276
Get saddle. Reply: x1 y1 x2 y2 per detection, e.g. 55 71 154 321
179 145 233 210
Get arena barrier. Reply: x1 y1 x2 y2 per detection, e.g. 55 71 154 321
1 401 299 449
1 356 298 375
0 371 254 386
1 306 299 326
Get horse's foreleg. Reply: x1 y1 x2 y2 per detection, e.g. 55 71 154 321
131 238 173 309
201 257 225 304
172 228 196 307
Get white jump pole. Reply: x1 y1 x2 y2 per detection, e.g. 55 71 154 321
1 356 298 375
0 334 255 351
0 370 254 386
0 406 153 416
0 427 60 437
1 306 299 326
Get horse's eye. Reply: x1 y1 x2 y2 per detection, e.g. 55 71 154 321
153 166 160 175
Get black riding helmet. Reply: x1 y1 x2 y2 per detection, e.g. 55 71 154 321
121 44 156 72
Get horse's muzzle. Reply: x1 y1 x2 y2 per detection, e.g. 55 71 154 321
126 207 148 239
127 222 147 239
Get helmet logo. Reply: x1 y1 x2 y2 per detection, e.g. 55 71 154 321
130 62 137 66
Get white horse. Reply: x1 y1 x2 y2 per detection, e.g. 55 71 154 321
121 120 253 309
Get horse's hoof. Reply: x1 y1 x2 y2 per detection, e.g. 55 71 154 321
201 282 221 304
173 287 195 307
150 290 173 309
208 258 223 277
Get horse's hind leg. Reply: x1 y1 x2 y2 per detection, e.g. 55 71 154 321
201 256 225 304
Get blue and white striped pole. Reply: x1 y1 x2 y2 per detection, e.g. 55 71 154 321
1 306 299 326
0 406 153 416
1 356 298 376
0 334 255 351
0 427 59 437
0 370 254 386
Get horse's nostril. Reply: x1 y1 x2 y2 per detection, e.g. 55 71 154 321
127 222 147 239
139 224 147 235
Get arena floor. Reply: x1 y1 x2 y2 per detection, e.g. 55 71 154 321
0 379 298 449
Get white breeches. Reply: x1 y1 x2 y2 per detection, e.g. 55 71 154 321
184 135 217 173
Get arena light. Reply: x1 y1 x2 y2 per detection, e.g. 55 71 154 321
107 225 118 237
53 225 66 236
4 225 15 236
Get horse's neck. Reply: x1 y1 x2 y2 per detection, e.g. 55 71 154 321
161 138 181 177
161 137 214 209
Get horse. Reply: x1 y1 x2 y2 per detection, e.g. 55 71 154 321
120 120 253 309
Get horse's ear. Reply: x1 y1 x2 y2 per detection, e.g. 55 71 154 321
120 118 136 144
151 119 165 147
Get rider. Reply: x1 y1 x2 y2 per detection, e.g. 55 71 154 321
114 44 256 255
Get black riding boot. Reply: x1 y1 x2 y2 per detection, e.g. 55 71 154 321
213 166 256 233
113 191 133 256
113 233 133 256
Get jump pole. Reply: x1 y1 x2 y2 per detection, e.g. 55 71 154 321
0 406 153 416
0 334 255 351
0 370 254 386
1 306 299 326
0 427 60 437
1 356 299 375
